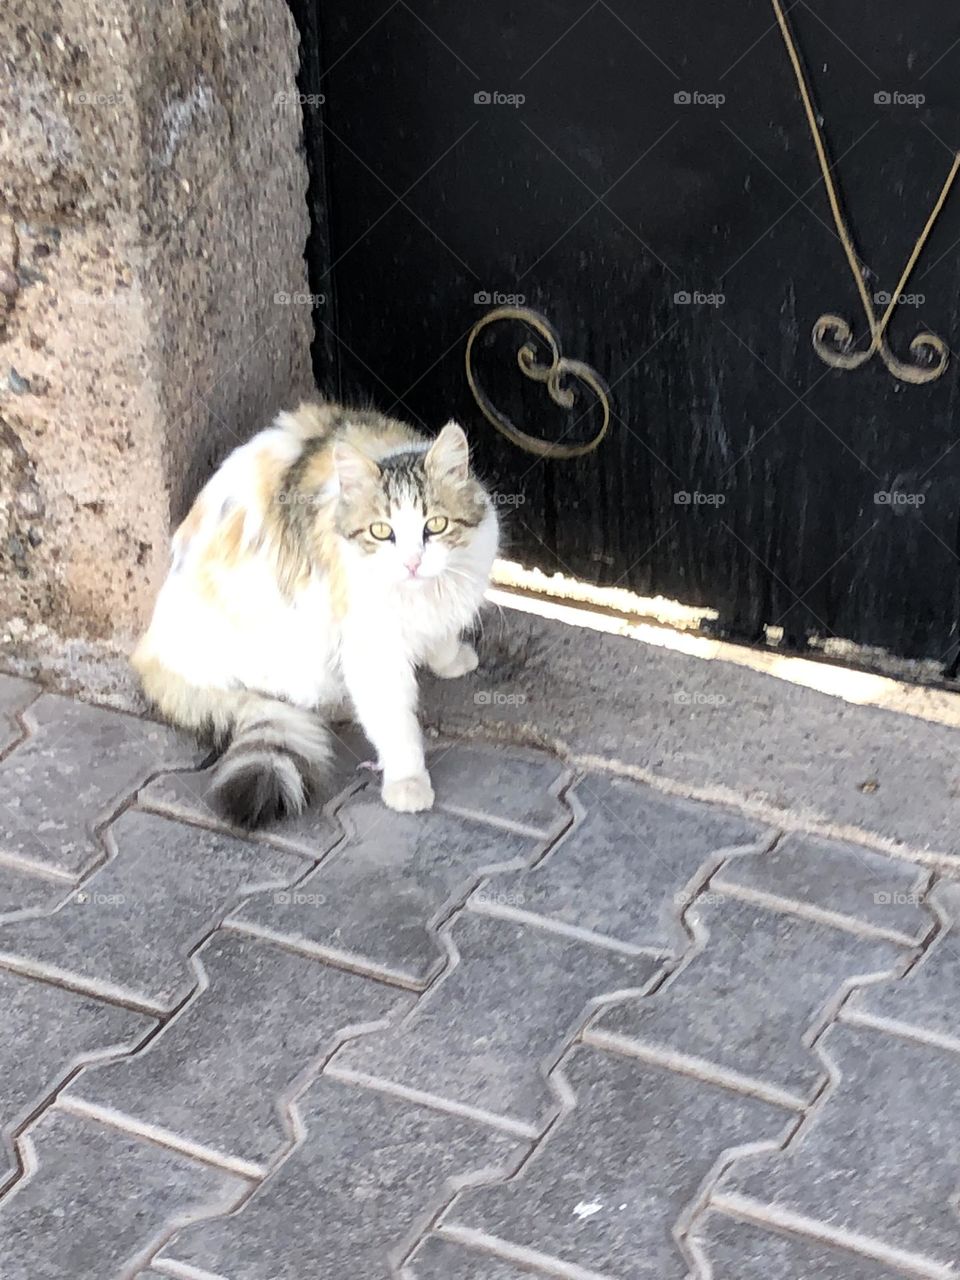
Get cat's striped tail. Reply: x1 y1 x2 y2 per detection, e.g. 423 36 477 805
132 652 333 828
208 696 331 829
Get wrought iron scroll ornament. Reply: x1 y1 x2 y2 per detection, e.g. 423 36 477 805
773 0 959 384
465 306 611 458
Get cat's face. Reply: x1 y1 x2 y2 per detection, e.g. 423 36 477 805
333 422 490 587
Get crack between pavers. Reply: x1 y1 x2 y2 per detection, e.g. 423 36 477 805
709 1192 958 1280
418 1225 615 1280
0 686 44 765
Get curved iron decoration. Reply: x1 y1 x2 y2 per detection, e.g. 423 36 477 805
773 0 959 384
465 305 611 458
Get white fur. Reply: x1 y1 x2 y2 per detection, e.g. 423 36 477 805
142 417 498 812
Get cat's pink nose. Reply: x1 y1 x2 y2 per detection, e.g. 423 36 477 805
403 554 422 576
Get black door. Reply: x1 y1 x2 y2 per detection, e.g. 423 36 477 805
292 0 960 665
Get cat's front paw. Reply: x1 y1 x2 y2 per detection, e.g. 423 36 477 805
429 641 479 679
382 771 435 813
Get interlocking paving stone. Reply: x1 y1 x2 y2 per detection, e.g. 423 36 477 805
714 830 931 942
158 1075 522 1279
426 741 569 836
0 1106 246 1280
588 896 909 1104
0 675 39 752
65 930 410 1170
447 1044 789 1280
0 863 66 917
0 969 153 1177
715 1020 960 1273
0 695 194 878
697 1212 912 1278
337 910 660 1131
138 723 370 855
478 772 772 954
229 795 540 985
847 881 960 1045
406 1236 534 1278
0 810 305 1011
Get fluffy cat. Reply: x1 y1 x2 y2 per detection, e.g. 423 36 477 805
132 400 498 827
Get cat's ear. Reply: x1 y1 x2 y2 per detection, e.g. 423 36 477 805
332 441 379 499
426 420 470 483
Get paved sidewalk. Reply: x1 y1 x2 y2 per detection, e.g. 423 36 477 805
0 670 957 1278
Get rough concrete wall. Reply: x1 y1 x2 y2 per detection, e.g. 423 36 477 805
0 0 314 643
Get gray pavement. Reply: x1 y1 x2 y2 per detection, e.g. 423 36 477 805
0 670 958 1278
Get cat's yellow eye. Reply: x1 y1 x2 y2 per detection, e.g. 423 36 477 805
369 521 394 541
424 515 449 536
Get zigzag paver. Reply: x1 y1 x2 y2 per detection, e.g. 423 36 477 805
0 968 153 1179
157 1074 523 1279
0 695 194 878
336 909 662 1131
477 772 772 954
0 1106 246 1280
713 830 931 943
64 929 410 1171
588 894 913 1105
444 1042 789 1280
846 881 960 1046
697 1212 916 1278
0 675 39 752
713 1020 960 1276
0 687 956 1280
228 794 542 985
425 741 570 836
0 809 305 1011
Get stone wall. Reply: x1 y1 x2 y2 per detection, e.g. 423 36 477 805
0 0 314 643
